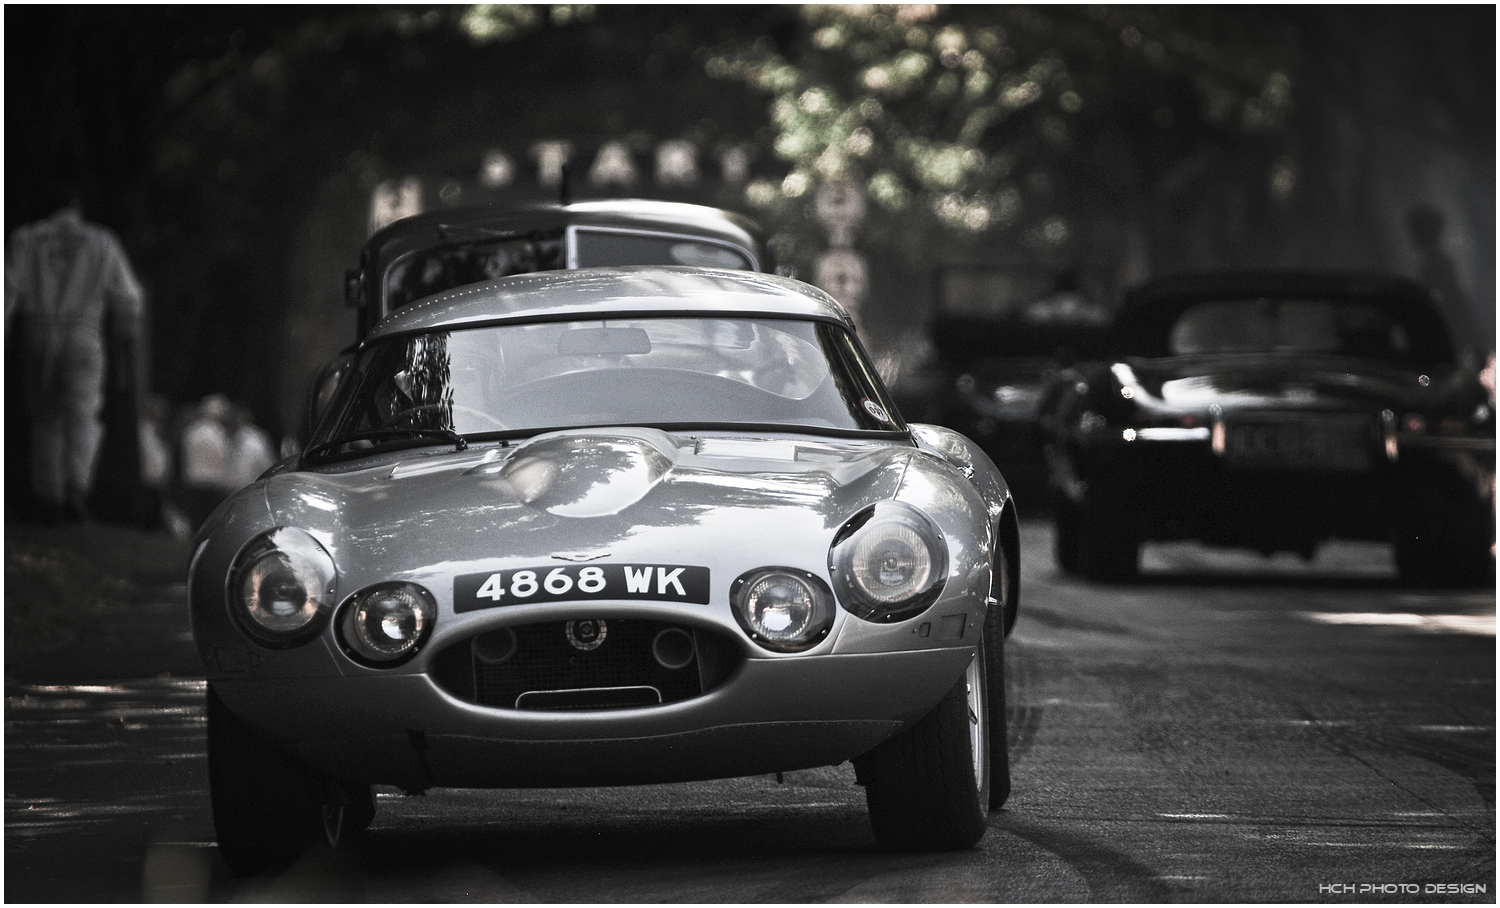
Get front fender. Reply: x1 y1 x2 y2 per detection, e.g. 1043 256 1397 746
907 423 1020 636
908 423 1010 526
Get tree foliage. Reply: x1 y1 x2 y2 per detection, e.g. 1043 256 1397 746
6 4 1491 442
704 5 1301 276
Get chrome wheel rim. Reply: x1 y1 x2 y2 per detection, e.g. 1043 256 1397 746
966 641 987 792
322 801 345 847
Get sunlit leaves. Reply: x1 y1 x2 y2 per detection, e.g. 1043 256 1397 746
705 4 1301 272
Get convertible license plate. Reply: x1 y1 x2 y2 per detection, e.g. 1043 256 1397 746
1225 416 1371 471
454 564 710 612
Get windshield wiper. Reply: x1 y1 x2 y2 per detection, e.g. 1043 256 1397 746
303 427 468 460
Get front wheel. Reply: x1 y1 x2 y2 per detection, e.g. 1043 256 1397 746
1076 505 1139 582
1394 521 1494 588
857 628 999 850
207 686 373 876
1053 495 1082 575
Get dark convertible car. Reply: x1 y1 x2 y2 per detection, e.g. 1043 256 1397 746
1039 271 1494 585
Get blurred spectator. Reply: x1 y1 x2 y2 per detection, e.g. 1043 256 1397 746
1406 204 1470 333
225 403 277 489
4 182 144 524
138 393 194 538
139 393 173 492
179 393 232 527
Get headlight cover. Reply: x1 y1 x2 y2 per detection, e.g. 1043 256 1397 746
338 583 436 666
228 527 338 648
829 502 948 623
731 568 834 653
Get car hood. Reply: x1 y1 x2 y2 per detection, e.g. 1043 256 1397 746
1120 354 1443 413
265 428 914 575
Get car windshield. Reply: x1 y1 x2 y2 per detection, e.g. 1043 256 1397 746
1169 298 1415 359
309 316 902 457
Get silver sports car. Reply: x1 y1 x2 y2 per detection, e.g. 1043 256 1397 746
190 266 1021 875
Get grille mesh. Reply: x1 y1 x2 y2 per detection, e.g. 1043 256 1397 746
456 619 721 710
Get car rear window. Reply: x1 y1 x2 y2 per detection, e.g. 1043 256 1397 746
1169 299 1414 359
571 229 755 270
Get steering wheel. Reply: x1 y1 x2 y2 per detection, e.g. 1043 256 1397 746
390 403 508 431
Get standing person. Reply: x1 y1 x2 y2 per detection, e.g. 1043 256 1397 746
136 392 175 531
224 403 277 491
1406 204 1473 344
178 394 232 528
5 183 144 524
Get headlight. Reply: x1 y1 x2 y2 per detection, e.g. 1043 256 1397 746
228 527 337 648
731 568 834 653
338 583 436 666
829 502 948 623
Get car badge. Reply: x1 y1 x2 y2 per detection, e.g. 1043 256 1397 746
565 619 608 651
552 551 609 562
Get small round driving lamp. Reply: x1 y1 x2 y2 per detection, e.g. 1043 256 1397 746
228 527 337 648
731 568 834 653
830 502 948 623
339 583 435 666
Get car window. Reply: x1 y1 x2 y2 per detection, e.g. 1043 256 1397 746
384 234 567 311
382 230 756 316
312 317 901 456
1169 299 1413 359
571 228 755 270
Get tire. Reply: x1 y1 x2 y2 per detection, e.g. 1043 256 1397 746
858 630 993 851
1395 524 1494 588
207 685 373 876
982 582 1012 811
320 777 376 849
1077 506 1139 582
1053 496 1082 575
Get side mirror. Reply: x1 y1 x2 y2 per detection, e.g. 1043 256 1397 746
304 353 354 444
344 269 363 308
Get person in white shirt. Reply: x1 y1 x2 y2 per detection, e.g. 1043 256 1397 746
179 394 232 527
6 185 144 523
224 404 277 490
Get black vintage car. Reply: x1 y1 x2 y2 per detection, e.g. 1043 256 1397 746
1039 271 1494 585
921 268 1109 495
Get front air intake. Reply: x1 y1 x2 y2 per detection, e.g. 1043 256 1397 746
431 619 741 710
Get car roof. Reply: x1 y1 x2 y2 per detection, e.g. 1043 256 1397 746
364 266 854 342
1113 269 1455 362
362 199 770 270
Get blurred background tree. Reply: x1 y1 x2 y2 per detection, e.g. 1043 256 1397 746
5 4 1492 453
705 6 1298 274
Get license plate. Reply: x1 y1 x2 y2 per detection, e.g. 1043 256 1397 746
1225 416 1371 471
454 564 710 612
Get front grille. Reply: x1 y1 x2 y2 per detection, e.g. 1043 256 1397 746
430 619 741 710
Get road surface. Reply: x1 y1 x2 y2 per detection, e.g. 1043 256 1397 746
5 520 1493 902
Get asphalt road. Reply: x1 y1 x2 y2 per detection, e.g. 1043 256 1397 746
5 520 1494 902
